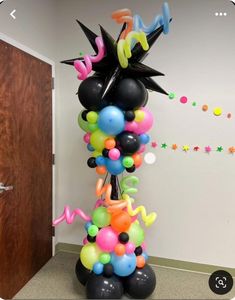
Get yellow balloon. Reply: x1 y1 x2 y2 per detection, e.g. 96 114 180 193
134 110 145 122
90 129 108 151
80 243 101 270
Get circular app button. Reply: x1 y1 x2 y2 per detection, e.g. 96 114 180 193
209 270 233 295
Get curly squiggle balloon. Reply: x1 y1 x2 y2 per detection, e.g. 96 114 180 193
134 2 170 35
53 205 91 226
117 31 149 68
111 9 133 39
74 36 105 80
120 175 139 195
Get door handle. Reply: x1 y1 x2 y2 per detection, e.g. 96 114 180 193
0 182 14 193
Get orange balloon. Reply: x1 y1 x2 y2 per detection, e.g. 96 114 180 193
105 138 116 150
111 211 131 232
96 166 107 175
132 153 142 168
136 255 145 268
114 243 126 256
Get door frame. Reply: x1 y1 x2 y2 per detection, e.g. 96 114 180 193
0 32 56 255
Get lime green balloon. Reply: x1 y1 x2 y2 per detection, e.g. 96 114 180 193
80 243 101 270
92 150 102 158
123 156 134 168
92 207 111 228
88 123 98 132
127 221 145 247
88 225 99 237
87 111 98 124
78 111 90 132
99 253 111 264
90 129 108 151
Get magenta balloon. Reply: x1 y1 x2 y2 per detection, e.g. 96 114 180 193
137 144 146 154
125 121 138 132
96 227 118 252
125 242 135 254
108 148 121 160
135 107 154 134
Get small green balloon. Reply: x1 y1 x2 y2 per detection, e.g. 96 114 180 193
92 207 111 228
88 225 99 237
88 123 98 132
99 253 111 264
123 156 134 168
127 221 145 247
78 111 90 132
87 111 98 124
168 92 175 100
92 150 102 158
90 129 108 151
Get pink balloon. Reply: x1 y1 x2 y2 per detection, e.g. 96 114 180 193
108 148 120 160
137 144 146 154
125 242 135 254
141 242 146 251
83 237 88 245
135 107 154 134
125 121 138 132
96 227 118 252
83 133 91 144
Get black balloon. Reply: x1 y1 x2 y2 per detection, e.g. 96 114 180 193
87 234 96 243
102 148 109 158
75 258 92 286
78 76 109 110
126 165 136 173
124 110 135 122
116 132 140 155
81 109 89 121
123 264 156 299
103 263 114 277
118 232 129 244
86 273 123 299
134 246 143 256
113 78 147 110
87 157 97 168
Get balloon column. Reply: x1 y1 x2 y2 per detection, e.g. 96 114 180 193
54 3 171 299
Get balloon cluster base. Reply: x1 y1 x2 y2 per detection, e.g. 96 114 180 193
76 258 156 299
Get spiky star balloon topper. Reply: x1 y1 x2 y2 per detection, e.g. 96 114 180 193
61 2 171 103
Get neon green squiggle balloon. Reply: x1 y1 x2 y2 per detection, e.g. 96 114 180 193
117 31 149 68
120 175 139 195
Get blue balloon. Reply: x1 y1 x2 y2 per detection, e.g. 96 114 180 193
111 253 136 277
139 134 150 144
98 106 125 135
84 221 92 232
96 156 106 166
106 158 125 175
142 252 149 262
87 143 95 151
93 262 104 275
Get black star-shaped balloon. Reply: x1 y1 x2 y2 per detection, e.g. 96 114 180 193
61 19 171 98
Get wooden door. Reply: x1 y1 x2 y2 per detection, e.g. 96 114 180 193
0 40 53 299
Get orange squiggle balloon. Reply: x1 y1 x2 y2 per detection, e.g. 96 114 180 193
111 9 133 39
96 179 126 212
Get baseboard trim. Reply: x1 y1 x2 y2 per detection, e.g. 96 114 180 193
55 242 235 276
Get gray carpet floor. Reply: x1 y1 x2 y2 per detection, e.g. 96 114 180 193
14 252 235 299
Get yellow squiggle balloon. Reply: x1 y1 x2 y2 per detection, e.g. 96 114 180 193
117 31 149 68
124 194 157 227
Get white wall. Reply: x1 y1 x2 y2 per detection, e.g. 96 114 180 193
55 0 235 269
1 0 235 269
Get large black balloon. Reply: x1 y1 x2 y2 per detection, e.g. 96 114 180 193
113 78 147 110
86 273 124 299
78 76 109 110
123 264 156 299
116 132 140 155
75 258 92 286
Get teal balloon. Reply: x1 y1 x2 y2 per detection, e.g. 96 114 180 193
98 106 125 135
106 158 125 175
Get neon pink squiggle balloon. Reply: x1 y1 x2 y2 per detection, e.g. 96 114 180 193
74 37 105 80
53 205 91 226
